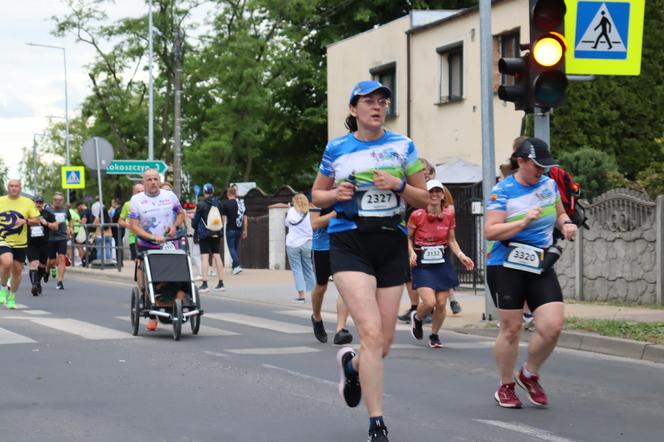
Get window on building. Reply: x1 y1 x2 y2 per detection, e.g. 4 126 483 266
370 62 396 116
437 43 463 103
500 30 520 86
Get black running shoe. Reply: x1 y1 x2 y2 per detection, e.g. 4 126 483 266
311 315 328 343
450 300 462 315
398 306 416 323
43 271 49 284
410 310 423 340
56 281 64 290
336 347 361 407
198 281 209 292
31 283 39 296
368 426 389 441
429 334 443 349
213 281 225 291
333 328 353 345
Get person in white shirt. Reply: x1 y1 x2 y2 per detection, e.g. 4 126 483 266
285 193 315 302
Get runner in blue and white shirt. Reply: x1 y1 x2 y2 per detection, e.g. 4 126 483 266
485 137 577 410
312 80 428 442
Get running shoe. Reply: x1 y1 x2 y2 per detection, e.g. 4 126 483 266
515 368 548 407
311 315 328 343
232 266 243 275
450 300 462 315
0 287 7 304
336 347 361 407
51 267 57 279
56 281 64 290
368 426 389 441
428 334 443 348
43 270 50 283
410 310 423 340
31 283 39 296
398 306 416 322
6 294 16 310
213 281 225 291
494 382 522 408
423 313 433 324
333 328 353 345
523 312 535 330
198 281 209 292
146 319 158 331
292 297 305 303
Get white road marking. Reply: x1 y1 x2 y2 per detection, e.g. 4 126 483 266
22 310 52 316
273 309 411 331
476 419 579 442
205 312 312 334
28 318 134 340
262 363 338 388
114 316 239 336
0 326 36 344
226 346 321 355
203 350 229 358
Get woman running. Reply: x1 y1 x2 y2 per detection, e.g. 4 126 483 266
408 179 474 348
486 137 577 409
312 80 427 442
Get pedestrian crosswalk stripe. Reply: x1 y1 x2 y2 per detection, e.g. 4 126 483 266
23 310 52 316
114 316 240 336
0 326 36 344
273 309 412 331
205 313 312 334
226 346 321 355
29 318 134 340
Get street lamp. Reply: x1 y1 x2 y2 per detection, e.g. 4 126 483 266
26 42 71 203
32 133 43 194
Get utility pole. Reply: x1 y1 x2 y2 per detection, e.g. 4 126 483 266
148 0 154 160
173 27 183 197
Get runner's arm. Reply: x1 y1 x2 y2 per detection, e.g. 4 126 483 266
312 172 353 209
447 228 474 270
128 218 158 242
310 209 336 230
484 208 542 241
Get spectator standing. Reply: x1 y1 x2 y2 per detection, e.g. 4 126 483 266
285 193 315 302
221 185 247 274
192 183 225 292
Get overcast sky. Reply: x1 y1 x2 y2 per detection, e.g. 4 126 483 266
0 0 206 178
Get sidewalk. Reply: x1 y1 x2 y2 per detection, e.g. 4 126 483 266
67 263 664 363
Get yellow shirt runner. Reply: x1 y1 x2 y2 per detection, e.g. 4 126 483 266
0 196 41 249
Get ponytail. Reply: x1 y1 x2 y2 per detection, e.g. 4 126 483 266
345 114 358 132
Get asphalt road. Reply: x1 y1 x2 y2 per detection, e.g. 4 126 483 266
1 273 663 442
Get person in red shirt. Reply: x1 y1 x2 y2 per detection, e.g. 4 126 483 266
407 179 474 348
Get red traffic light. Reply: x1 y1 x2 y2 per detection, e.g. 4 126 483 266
531 0 566 31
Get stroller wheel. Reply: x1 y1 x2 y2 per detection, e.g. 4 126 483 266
130 287 140 336
172 299 183 341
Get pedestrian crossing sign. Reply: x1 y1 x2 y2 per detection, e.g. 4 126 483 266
565 0 645 75
61 166 85 189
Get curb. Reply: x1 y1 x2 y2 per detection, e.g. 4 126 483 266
455 328 664 364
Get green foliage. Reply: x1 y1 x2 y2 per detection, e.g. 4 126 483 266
557 147 620 200
551 0 664 180
0 157 8 195
636 162 664 199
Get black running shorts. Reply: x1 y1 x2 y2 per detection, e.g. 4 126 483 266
330 229 407 288
0 246 27 263
48 240 68 259
313 250 331 285
27 242 49 264
487 265 563 311
199 236 222 255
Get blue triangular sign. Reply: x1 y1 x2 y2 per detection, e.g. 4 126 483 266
67 171 80 184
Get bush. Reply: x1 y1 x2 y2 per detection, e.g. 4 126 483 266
557 147 620 200
636 162 664 199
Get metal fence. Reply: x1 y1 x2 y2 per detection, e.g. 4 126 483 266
68 222 124 272
447 183 485 289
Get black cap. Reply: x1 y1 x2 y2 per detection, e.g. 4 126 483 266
514 137 557 168
33 195 44 203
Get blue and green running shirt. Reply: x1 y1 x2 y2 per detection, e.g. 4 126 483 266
319 130 422 234
486 175 560 266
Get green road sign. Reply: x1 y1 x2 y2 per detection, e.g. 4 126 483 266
106 160 168 175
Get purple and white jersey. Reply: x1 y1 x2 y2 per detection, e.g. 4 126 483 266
128 190 182 248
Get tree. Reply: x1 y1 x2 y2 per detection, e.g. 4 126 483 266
557 147 623 200
0 157 8 195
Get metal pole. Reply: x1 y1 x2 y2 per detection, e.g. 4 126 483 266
32 134 39 193
63 47 71 205
479 0 497 321
95 137 105 267
173 27 183 197
534 106 550 145
148 0 154 160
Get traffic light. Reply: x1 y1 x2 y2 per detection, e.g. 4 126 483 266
529 0 568 109
498 54 530 111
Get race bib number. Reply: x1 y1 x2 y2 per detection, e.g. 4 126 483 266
30 225 45 238
421 246 445 264
55 213 66 223
162 241 176 251
358 190 399 218
503 242 544 274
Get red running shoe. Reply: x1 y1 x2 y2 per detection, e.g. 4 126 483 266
494 382 522 408
515 368 548 407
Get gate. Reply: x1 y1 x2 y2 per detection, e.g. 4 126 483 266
446 183 484 289
239 214 269 269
